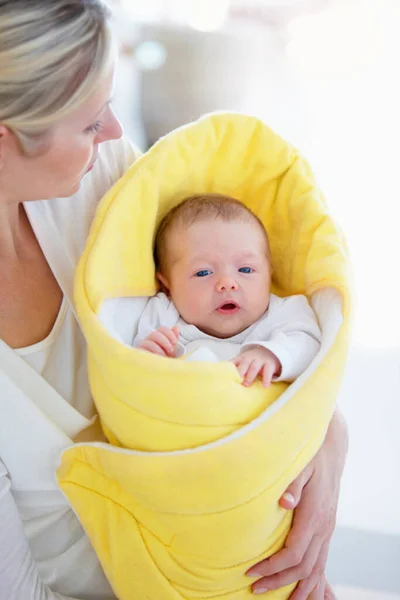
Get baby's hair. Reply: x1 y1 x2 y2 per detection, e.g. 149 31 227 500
155 193 271 272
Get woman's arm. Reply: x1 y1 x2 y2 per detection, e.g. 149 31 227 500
247 407 349 598
0 467 78 600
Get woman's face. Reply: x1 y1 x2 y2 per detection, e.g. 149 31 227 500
0 67 123 202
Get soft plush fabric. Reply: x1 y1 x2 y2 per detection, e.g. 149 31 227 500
57 113 352 600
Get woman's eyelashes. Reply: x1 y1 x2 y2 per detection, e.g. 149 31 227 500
84 120 103 135
84 100 114 135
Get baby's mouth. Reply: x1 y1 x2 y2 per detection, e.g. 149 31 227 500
216 300 240 315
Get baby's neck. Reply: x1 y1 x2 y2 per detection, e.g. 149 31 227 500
188 320 252 340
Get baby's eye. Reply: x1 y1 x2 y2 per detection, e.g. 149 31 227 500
195 269 212 277
239 267 254 274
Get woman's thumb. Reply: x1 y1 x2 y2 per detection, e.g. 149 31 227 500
279 463 314 509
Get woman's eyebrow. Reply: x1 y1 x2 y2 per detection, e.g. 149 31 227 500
92 97 113 120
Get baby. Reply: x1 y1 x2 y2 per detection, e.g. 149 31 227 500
133 194 321 387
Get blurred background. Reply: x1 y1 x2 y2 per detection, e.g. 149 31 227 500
109 1 400 598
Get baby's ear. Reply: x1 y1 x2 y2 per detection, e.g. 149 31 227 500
156 272 171 295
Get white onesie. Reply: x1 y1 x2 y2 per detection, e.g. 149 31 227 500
133 292 322 382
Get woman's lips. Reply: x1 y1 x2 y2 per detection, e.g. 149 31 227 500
85 155 98 173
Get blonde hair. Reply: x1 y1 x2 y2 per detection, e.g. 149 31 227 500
0 0 113 153
155 193 271 273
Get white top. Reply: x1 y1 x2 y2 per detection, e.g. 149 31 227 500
14 297 95 420
133 292 322 382
0 136 139 600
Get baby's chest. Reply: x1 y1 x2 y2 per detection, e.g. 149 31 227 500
184 338 240 361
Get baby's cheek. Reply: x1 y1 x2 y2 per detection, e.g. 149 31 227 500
188 297 204 316
189 295 208 321
174 289 198 319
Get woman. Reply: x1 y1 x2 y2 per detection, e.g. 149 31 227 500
0 1 348 599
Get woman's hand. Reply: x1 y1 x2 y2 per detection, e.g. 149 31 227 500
247 408 348 598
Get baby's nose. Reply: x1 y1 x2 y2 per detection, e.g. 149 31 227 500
216 276 238 292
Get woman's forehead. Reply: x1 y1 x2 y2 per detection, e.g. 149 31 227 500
61 67 115 126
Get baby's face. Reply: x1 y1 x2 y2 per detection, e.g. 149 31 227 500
159 219 271 338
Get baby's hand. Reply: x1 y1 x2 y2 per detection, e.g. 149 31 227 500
232 347 282 387
138 326 179 357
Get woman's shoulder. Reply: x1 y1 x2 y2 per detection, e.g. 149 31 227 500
31 137 141 264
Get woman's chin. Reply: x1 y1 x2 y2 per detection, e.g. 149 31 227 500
78 166 93 184
64 178 84 197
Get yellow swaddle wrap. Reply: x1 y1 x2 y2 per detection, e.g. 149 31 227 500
57 113 352 600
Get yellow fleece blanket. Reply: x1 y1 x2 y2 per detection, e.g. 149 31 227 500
57 113 352 600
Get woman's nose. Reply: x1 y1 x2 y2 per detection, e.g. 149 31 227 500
216 276 238 292
97 106 123 143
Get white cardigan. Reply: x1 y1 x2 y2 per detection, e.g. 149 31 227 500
0 137 139 600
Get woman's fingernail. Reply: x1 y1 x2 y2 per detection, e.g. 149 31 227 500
282 492 295 504
247 570 262 578
253 587 269 595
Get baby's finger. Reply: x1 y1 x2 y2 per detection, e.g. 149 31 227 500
172 326 180 341
232 355 246 367
158 326 179 346
140 340 168 356
244 359 262 386
150 330 176 356
234 355 252 378
261 362 275 387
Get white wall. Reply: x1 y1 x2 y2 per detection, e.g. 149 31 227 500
288 0 400 536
